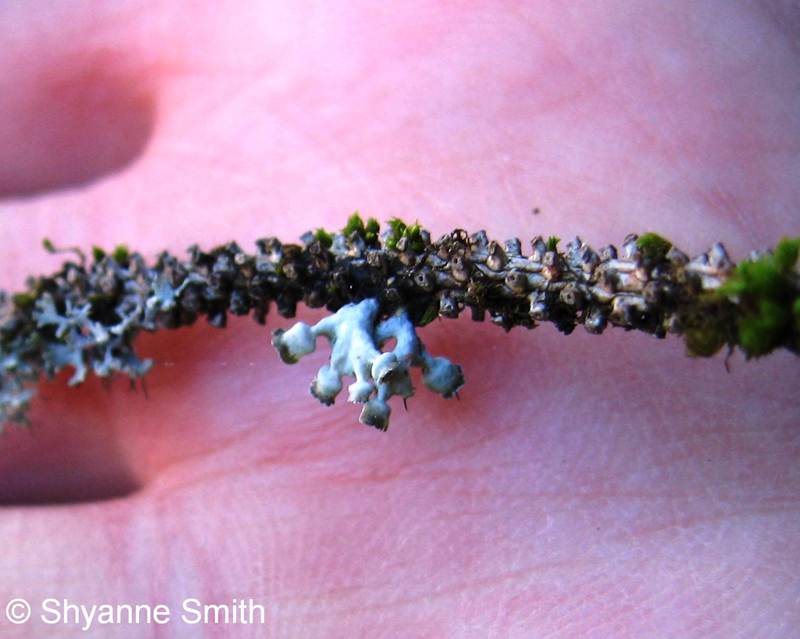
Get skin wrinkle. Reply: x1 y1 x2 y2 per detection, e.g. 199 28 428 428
148 442 336 497
759 0 800 52
290 563 581 620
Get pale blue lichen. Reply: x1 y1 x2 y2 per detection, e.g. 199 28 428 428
271 298 464 430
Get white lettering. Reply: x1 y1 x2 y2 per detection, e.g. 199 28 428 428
181 599 265 624
80 605 96 631
37 600 173 629
63 600 81 625
153 605 170 624
205 604 229 624
116 604 133 623
41 599 61 624
97 606 115 624
36 598 264 627
250 600 266 624
182 598 202 624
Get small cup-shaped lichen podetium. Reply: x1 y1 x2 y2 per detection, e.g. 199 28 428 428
271 322 317 364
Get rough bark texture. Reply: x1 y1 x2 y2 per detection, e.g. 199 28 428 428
1 222 797 429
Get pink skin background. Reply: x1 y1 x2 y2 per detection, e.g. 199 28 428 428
1 0 799 637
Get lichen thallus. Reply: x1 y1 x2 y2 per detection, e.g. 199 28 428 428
1 214 797 431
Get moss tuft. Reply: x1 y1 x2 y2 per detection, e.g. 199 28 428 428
385 218 405 250
716 236 800 357
684 324 725 358
313 228 333 248
386 218 425 252
637 233 672 262
418 302 439 327
92 246 106 263
112 244 130 264
340 213 381 247
364 217 380 246
342 212 365 237
12 292 36 310
545 236 560 252
737 298 789 356
773 237 800 272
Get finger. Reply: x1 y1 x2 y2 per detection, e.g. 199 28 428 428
0 2 159 199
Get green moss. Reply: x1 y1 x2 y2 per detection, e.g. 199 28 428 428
112 244 130 264
545 236 560 252
340 213 381 247
41 238 87 263
92 246 106 262
685 325 725 358
12 292 36 310
342 212 365 236
418 302 439 327
407 223 424 252
386 218 425 252
737 298 789 356
364 217 380 246
716 236 800 357
385 218 405 250
719 259 783 299
637 233 672 262
313 228 333 248
773 237 800 272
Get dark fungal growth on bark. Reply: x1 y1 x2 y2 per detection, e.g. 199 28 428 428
1 214 798 430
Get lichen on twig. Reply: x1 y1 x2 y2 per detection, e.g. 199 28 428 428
1 215 798 431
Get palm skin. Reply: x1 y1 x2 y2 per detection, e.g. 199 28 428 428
1 1 798 637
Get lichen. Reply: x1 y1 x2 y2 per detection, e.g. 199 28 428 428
1 223 797 432
271 298 464 430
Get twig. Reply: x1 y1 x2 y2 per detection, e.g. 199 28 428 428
1 215 797 430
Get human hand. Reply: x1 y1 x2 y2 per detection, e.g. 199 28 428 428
1 1 798 637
